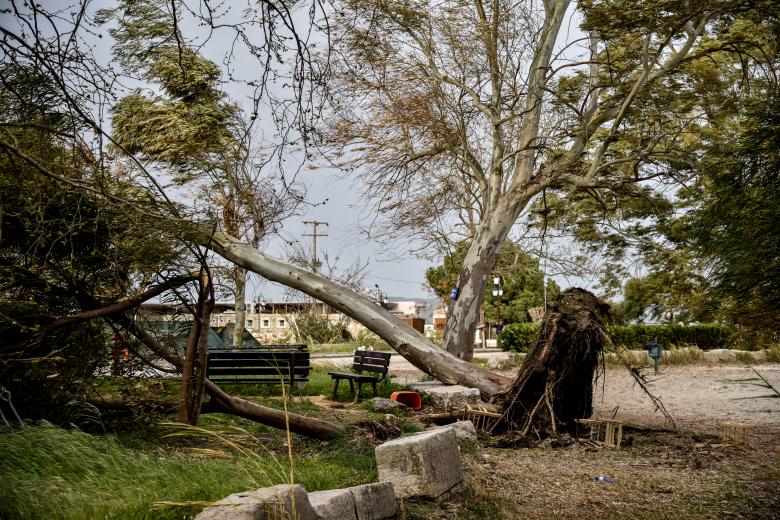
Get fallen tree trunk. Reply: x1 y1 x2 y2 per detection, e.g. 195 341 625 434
203 380 345 440
204 231 511 399
493 288 609 436
88 390 345 440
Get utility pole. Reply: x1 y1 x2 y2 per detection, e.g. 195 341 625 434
302 220 328 274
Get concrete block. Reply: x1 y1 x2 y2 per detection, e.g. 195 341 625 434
375 428 463 498
350 482 398 520
371 397 406 413
308 482 398 520
486 352 513 370
195 484 318 520
430 420 479 452
703 349 737 363
308 488 357 520
417 385 481 412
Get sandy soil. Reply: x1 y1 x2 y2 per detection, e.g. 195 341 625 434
592 364 780 431
399 363 780 519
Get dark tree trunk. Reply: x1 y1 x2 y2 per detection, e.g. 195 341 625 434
494 288 610 436
203 380 345 440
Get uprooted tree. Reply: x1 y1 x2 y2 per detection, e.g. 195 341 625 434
494 289 610 435
2 0 773 440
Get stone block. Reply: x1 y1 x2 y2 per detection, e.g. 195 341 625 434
308 482 398 520
417 385 481 412
372 397 406 413
703 349 737 363
195 484 318 520
308 488 357 520
430 420 479 452
350 482 398 520
375 428 462 498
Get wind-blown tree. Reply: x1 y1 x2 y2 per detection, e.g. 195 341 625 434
103 0 304 349
322 0 775 359
426 240 560 324
5 0 778 424
523 4 779 330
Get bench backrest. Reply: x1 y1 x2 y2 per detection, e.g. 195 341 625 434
352 350 391 377
206 349 310 385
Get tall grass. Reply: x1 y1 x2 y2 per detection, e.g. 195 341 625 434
0 422 375 520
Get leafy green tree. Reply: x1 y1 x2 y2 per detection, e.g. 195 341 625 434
0 64 185 423
426 241 559 324
690 91 780 335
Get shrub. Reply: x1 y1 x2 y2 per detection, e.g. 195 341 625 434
500 321 737 352
499 323 540 352
606 323 734 350
293 312 352 344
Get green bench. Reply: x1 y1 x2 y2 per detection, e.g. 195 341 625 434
206 345 311 390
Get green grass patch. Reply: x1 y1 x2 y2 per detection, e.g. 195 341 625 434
213 367 410 403
0 422 376 520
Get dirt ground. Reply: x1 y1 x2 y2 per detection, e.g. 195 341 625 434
403 364 780 519
591 364 780 431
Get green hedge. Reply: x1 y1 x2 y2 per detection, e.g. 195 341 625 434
499 322 735 352
498 322 539 352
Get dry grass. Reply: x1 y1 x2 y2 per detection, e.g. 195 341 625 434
405 428 780 519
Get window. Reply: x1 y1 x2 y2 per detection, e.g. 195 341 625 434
277 318 287 328
261 319 270 328
247 319 254 328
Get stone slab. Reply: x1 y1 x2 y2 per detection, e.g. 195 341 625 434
308 482 398 520
416 385 481 412
308 488 357 520
486 352 513 370
372 397 406 413
429 420 479 452
195 484 317 520
375 427 463 498
350 482 398 520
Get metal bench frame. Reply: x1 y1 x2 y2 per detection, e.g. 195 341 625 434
328 350 391 401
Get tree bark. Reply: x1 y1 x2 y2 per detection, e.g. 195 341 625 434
178 271 214 425
203 231 512 399
203 380 344 440
441 207 516 360
232 267 247 348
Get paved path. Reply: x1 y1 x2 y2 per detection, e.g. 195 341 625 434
311 348 505 382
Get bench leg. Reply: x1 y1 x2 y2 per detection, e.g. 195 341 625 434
372 382 378 397
348 379 355 399
332 378 340 400
356 382 363 401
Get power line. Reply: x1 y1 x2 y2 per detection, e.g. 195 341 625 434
370 275 425 286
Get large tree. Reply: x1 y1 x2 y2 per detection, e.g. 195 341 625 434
322 0 776 359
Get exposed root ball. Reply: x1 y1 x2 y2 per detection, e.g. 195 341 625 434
493 288 610 436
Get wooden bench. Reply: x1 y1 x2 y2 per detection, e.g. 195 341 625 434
328 350 391 401
206 346 311 390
